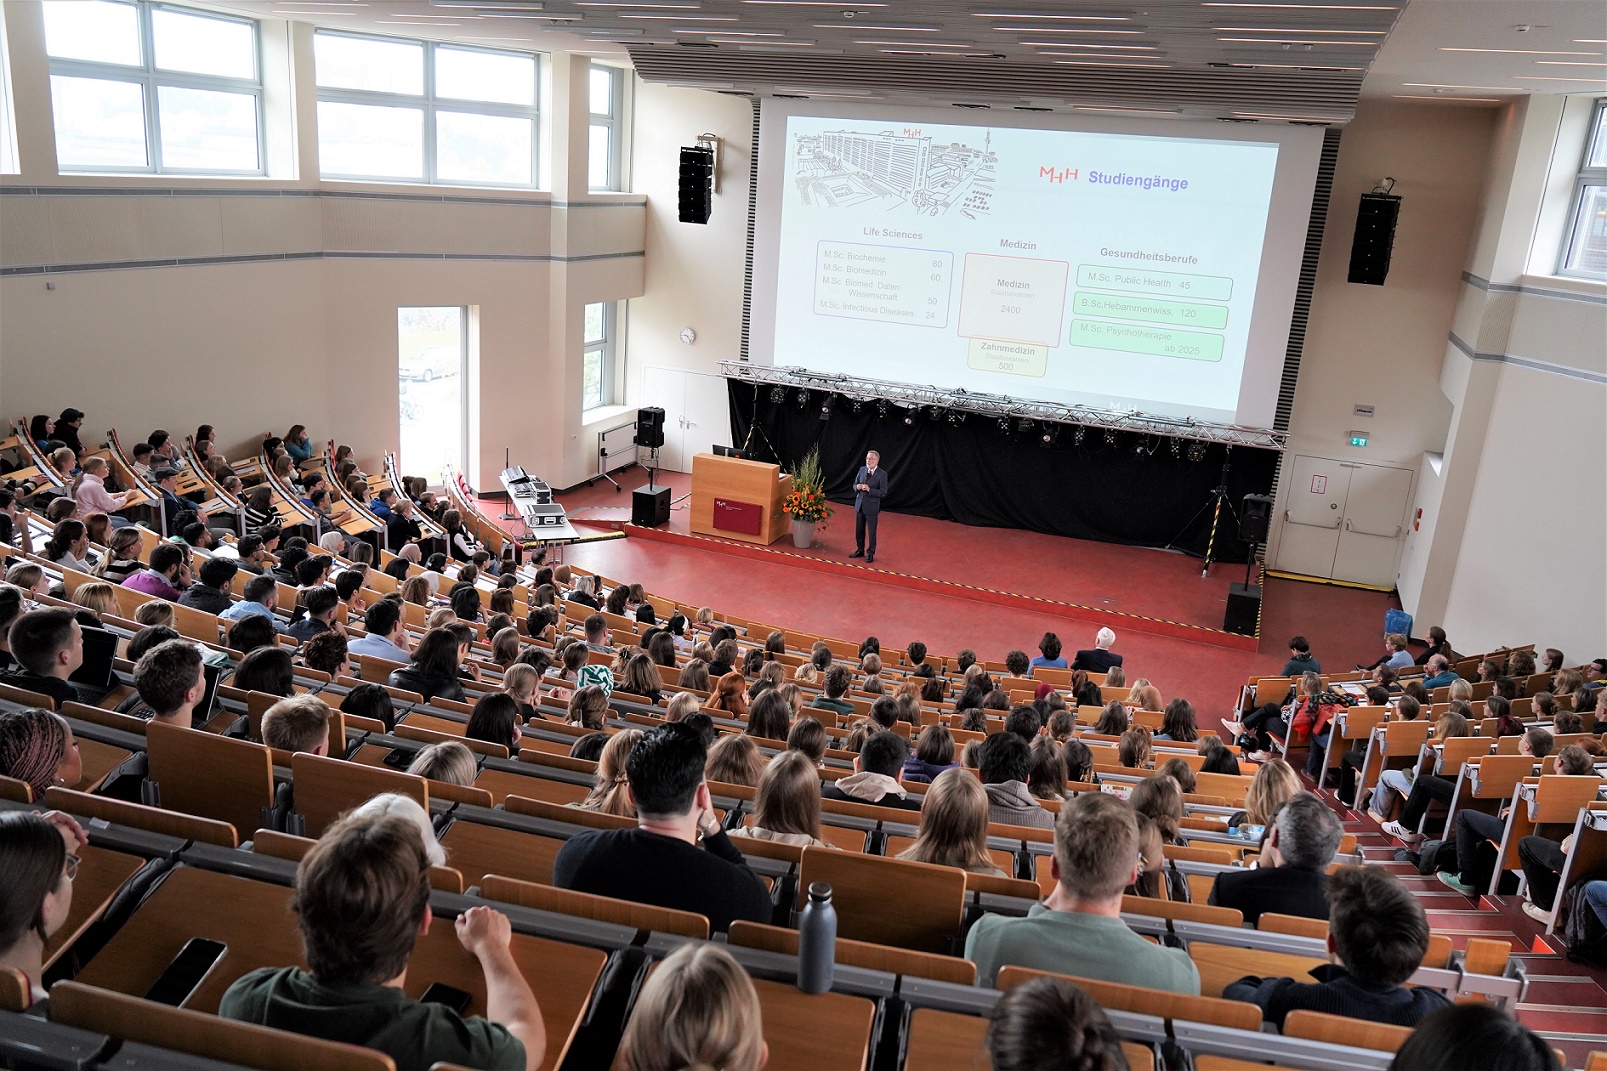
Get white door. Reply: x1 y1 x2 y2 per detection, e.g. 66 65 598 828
681 371 732 461
1274 454 1348 578
1332 463 1414 587
642 366 688 472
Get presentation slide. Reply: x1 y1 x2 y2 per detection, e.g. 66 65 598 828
753 107 1324 429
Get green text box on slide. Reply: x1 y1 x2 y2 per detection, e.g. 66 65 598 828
1075 264 1233 301
1072 291 1229 329
1069 319 1225 362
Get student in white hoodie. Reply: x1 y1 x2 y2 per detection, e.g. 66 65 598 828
821 731 921 812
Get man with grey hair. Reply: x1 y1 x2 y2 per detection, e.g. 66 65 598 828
1210 792 1342 924
1421 654 1459 690
964 792 1200 992
1072 627 1123 674
849 450 888 564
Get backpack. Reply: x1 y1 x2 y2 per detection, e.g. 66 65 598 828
1560 882 1607 967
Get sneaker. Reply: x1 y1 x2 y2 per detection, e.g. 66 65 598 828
1221 719 1244 737
1381 820 1423 844
1522 900 1551 923
1436 871 1477 896
1246 750 1271 763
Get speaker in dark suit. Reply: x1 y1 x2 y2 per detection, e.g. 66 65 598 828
848 450 888 563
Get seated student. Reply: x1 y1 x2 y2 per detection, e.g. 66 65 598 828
129 639 206 727
1387 1002 1560 1071
1282 635 1321 677
227 615 279 656
896 766 1007 878
177 557 238 616
965 792 1201 993
300 631 349 678
810 664 856 718
729 750 834 848
340 683 396 733
2 609 84 705
407 740 478 788
903 723 959 785
220 809 541 1071
286 585 343 644
1437 727 1556 896
368 488 397 521
0 708 83 796
385 498 423 553
222 573 289 635
151 468 209 535
261 695 331 755
705 732 764 789
552 723 771 932
1421 654 1460 690
821 730 922 811
1004 650 1031 679
122 543 191 601
978 731 1055 829
1512 747 1599 921
1210 792 1343 924
616 942 766 1071
348 598 411 664
467 693 523 754
1224 865 1452 1027
986 976 1129 1071
1071 627 1123 673
232 646 295 697
0 808 89 1003
1028 631 1068 674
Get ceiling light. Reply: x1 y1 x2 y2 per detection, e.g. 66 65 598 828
693 30 786 35
1391 95 1503 103
743 1 889 5
1437 47 1601 56
1077 105 1180 113
996 27 1143 34
1536 61 1607 67
1217 37 1377 45
1052 59 1171 67
619 13 739 19
1576 40 1607 44
1403 83 1523 91
1203 2 1398 7
853 39 974 46
576 2 698 6
1214 26 1386 33
811 23 941 30
973 11 1132 19
1018 41 1158 49
1514 75 1607 82
1225 62 1363 70
377 19 461 24
1232 111 1345 122
1035 52 1166 60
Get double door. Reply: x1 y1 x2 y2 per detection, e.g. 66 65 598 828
1273 454 1414 587
640 367 731 473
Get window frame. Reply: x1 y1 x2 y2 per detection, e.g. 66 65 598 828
588 63 623 192
582 300 619 414
44 0 266 176
1557 97 1607 280
397 304 470 491
314 29 540 189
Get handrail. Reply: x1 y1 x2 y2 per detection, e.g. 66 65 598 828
257 451 321 530
181 435 242 511
317 441 379 535
9 418 66 488
381 452 446 538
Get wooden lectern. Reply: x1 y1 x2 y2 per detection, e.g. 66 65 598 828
690 453 792 545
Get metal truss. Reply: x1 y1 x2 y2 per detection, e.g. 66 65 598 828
720 361 1288 452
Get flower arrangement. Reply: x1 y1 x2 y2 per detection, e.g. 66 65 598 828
783 446 834 525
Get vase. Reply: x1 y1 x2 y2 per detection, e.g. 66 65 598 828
791 519 817 549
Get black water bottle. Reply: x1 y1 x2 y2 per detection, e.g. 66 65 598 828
797 881 837 994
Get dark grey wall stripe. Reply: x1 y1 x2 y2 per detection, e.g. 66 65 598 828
1447 330 1607 385
0 185 645 210
0 249 644 276
740 98 761 364
1460 270 1607 307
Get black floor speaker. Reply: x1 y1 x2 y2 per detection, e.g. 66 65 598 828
1224 582 1263 636
632 484 670 528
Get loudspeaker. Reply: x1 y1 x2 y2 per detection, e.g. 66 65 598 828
1239 494 1273 544
1347 193 1401 285
632 484 671 528
678 146 714 224
1224 582 1262 636
633 407 665 449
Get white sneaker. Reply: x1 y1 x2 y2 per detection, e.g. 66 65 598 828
1522 901 1551 923
1381 820 1422 844
1246 750 1271 762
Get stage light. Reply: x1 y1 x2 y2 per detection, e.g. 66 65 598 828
1073 426 1086 445
770 386 786 404
1170 438 1181 457
903 413 915 425
1187 441 1207 462
929 406 944 421
819 396 833 421
797 389 810 408
1104 428 1117 446
1134 437 1148 454
1040 426 1058 447
998 417 1012 432
877 400 889 418
850 399 863 414
1018 418 1034 433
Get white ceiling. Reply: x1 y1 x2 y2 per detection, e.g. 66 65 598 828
210 0 1607 122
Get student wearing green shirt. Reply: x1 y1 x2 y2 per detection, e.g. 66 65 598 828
220 810 543 1071
964 792 1201 995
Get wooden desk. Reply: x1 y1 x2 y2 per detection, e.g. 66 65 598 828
1188 942 1325 999
74 737 133 793
903 1009 1155 1071
440 819 567 888
43 844 145 970
751 977 875 1071
74 865 605 1071
689 453 791 546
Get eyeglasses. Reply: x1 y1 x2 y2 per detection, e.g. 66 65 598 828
64 853 81 882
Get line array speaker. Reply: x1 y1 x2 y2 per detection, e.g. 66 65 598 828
1347 193 1400 285
678 147 714 224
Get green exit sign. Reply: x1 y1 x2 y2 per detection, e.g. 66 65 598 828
1349 431 1369 447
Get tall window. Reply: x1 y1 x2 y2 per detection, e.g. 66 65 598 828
582 301 617 412
588 64 622 191
42 0 263 174
315 31 539 187
399 306 466 487
1561 99 1607 279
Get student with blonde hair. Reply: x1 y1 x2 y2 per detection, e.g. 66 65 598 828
705 732 764 788
1238 758 1301 833
896 768 1007 877
502 664 541 722
575 729 641 818
70 582 118 622
664 691 700 722
407 741 478 787
616 942 767 1071
730 751 833 847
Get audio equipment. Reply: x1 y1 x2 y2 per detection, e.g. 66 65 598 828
632 484 671 528
634 407 666 449
1239 494 1273 544
678 146 714 224
1224 582 1263 636
1348 193 1401 285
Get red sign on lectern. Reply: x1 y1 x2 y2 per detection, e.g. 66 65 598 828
713 498 763 536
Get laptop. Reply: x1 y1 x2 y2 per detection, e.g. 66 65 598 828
68 625 119 703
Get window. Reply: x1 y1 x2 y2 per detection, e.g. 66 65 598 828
582 301 618 412
42 1 263 174
315 31 538 187
1560 99 1607 279
399 306 467 487
589 64 622 191
0 4 18 174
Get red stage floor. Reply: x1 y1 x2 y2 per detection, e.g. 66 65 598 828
479 466 1400 717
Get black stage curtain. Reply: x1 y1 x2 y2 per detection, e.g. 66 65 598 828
727 380 1278 564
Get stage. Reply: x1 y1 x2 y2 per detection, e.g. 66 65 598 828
477 466 1399 713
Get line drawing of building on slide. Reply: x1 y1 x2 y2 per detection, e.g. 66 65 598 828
792 128 997 218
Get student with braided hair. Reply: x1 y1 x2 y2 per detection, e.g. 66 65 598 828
0 708 82 795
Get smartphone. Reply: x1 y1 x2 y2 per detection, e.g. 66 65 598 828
420 982 473 1015
143 938 227 1007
